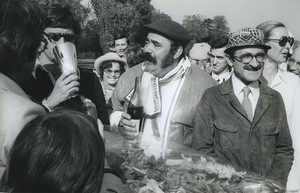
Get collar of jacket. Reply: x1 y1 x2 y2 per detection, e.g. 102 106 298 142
220 76 273 96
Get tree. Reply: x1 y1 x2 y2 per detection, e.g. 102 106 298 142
90 0 149 53
183 14 230 43
90 0 171 54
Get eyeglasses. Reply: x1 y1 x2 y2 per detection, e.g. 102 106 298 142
38 38 48 54
266 36 294 47
233 53 267 64
104 69 121 76
43 32 75 43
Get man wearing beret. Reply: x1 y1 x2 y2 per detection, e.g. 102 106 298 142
192 27 294 186
111 20 216 157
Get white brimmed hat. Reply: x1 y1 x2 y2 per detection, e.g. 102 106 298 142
94 52 126 74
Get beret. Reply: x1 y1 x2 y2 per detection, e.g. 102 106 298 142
225 27 271 54
94 52 126 74
143 20 191 47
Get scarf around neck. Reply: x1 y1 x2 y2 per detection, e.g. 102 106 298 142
140 57 190 116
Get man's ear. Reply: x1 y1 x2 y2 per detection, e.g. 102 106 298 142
225 54 234 67
174 46 183 59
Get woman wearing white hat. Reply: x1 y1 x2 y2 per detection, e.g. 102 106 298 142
94 52 126 115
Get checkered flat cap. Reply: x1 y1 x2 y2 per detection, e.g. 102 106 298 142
224 27 271 54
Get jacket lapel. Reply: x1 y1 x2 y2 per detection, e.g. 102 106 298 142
252 83 272 127
221 78 249 120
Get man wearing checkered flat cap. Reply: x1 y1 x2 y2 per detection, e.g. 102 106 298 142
192 27 293 187
110 20 216 157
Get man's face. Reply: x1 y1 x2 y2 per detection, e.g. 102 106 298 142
115 38 128 57
209 47 229 75
43 27 75 62
232 48 266 85
189 57 210 70
288 47 300 76
143 33 177 78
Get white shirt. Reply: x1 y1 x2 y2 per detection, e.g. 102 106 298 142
211 68 232 84
231 73 260 115
270 69 300 191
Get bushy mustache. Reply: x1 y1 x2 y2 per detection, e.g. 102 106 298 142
243 63 263 71
142 52 156 64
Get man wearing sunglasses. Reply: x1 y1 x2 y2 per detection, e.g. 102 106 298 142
193 27 293 187
22 2 110 125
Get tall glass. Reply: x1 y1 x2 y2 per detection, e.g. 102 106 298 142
53 42 78 97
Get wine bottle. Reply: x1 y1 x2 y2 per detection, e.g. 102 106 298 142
127 76 144 133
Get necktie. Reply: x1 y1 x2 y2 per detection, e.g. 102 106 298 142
242 86 253 121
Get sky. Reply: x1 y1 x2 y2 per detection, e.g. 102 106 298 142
150 0 300 40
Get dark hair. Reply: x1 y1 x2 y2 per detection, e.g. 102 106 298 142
44 3 81 36
6 109 105 193
125 44 144 67
113 33 128 43
0 0 45 75
99 60 126 80
256 20 285 40
210 35 229 49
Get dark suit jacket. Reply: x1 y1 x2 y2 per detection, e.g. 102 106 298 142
22 65 110 125
192 77 294 186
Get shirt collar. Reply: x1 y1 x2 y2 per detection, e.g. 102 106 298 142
232 73 260 101
211 68 230 80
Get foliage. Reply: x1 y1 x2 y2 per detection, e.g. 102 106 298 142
34 0 90 29
90 0 169 53
183 14 230 43
77 20 103 58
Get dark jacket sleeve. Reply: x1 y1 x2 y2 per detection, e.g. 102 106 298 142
79 68 110 125
267 93 294 186
192 89 216 157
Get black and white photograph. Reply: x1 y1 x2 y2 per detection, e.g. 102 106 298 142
0 0 299 192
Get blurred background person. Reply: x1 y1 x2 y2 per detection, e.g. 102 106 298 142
189 42 212 73
94 52 126 116
287 45 300 76
257 20 300 193
0 0 45 181
208 35 232 84
113 33 129 59
125 44 144 68
22 2 110 125
5 109 123 193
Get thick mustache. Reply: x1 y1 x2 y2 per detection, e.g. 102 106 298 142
142 52 156 63
244 64 263 71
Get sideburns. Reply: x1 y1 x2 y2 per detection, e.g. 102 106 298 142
161 47 177 68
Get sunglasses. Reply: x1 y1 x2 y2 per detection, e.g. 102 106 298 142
43 32 75 43
266 36 294 47
104 69 121 76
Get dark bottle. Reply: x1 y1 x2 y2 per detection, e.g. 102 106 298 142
127 76 144 132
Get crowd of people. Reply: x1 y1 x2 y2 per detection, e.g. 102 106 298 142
1 0 300 193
